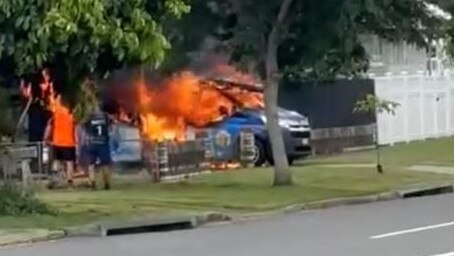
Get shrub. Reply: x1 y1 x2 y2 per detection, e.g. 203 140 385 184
0 184 55 216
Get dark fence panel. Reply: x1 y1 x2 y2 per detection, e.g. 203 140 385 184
279 79 376 129
279 79 376 154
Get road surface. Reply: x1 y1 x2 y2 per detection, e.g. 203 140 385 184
2 194 454 256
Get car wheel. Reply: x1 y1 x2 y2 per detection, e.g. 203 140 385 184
253 139 267 167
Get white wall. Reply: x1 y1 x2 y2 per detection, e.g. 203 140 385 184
374 73 454 145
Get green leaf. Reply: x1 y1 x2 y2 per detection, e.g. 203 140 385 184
117 48 125 61
0 0 189 95
354 94 401 115
14 16 25 28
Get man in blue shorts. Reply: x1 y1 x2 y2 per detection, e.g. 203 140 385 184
83 105 113 190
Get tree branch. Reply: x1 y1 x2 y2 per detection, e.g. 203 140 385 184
276 0 294 26
266 0 294 79
269 0 295 48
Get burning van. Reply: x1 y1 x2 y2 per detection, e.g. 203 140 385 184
109 102 311 168
109 106 311 167
104 67 312 169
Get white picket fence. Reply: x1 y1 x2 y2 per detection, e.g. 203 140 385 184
374 72 454 145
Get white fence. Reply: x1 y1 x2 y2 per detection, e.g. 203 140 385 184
374 73 454 145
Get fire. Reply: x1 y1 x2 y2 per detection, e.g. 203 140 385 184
218 87 264 109
19 69 70 115
117 108 132 123
18 65 261 146
135 72 235 141
121 69 264 142
40 70 61 113
211 162 242 170
20 80 32 100
211 64 258 86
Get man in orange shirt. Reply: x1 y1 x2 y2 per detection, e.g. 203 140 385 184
44 97 76 187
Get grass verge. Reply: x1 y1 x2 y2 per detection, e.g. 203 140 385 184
1 167 451 230
1 137 454 231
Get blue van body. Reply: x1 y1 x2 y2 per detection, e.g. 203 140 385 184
109 108 311 165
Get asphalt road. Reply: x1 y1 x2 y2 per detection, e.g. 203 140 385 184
3 194 454 256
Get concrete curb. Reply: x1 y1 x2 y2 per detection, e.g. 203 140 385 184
65 216 200 237
214 191 402 223
64 225 102 237
231 184 451 222
63 212 234 238
306 191 400 209
197 212 232 224
0 230 65 247
396 182 453 198
26 230 65 244
100 216 198 236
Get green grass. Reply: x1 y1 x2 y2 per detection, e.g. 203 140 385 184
2 137 454 230
306 137 454 167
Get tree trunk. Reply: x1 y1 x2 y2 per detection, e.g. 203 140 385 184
265 0 294 186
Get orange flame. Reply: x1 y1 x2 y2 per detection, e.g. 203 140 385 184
136 72 235 142
211 64 258 86
118 67 264 142
221 87 264 109
19 69 69 115
19 80 32 100
117 108 132 123
106 64 264 143
211 162 242 171
40 75 61 113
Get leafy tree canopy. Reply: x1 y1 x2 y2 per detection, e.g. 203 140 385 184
175 0 446 81
435 1 454 59
0 0 190 93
